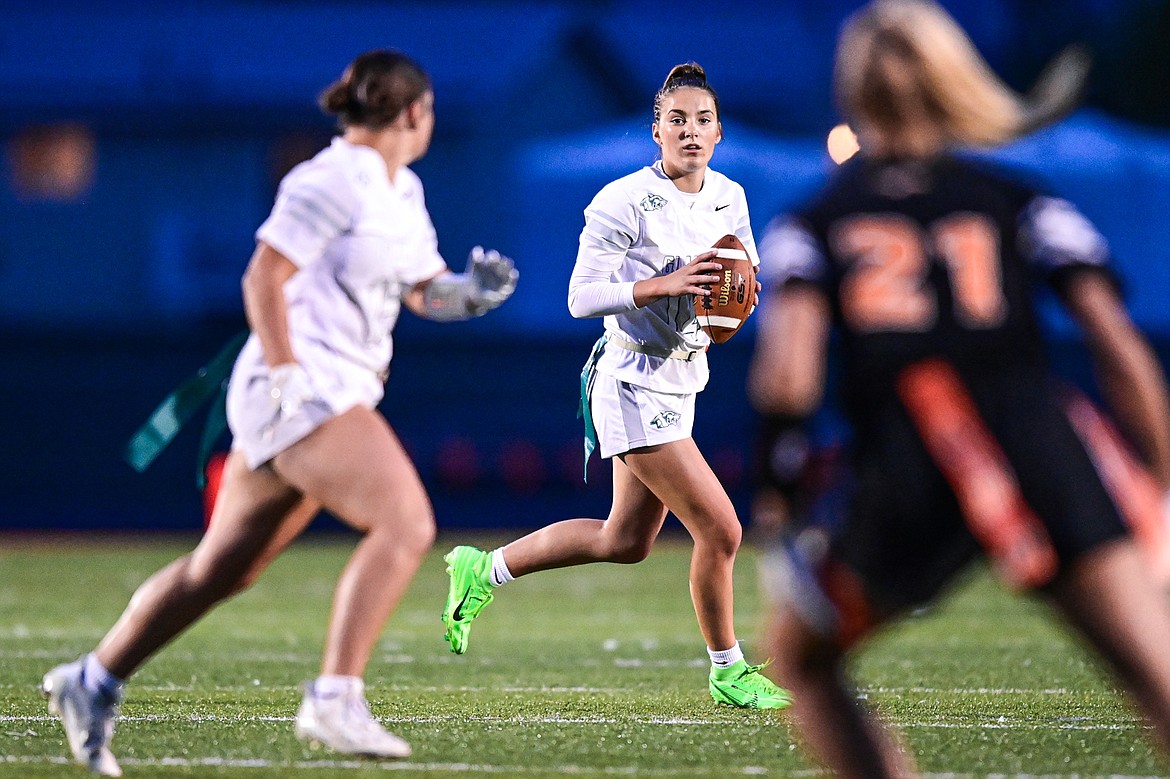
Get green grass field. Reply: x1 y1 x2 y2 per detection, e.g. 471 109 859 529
1 532 1166 778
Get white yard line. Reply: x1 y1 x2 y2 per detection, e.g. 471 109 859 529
857 686 1099 695
0 755 1162 778
0 712 1148 731
0 754 786 775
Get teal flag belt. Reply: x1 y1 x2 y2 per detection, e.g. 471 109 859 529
123 331 248 488
577 334 607 482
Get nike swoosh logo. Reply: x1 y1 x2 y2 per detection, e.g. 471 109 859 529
451 590 472 621
715 204 731 211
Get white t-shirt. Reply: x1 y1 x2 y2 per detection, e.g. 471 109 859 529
568 161 758 393
255 136 448 375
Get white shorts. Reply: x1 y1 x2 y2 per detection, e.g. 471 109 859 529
590 371 695 458
226 336 385 469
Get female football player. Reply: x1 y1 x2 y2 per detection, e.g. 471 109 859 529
441 62 790 710
42 49 517 775
749 1 1170 775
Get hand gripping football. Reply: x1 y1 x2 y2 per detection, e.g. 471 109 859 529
694 234 756 344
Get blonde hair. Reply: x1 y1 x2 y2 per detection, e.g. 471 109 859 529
835 0 1088 150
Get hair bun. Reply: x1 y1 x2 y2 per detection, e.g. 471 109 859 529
663 62 707 89
317 49 431 130
320 81 351 114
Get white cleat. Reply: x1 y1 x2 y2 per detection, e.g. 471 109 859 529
294 682 411 759
41 660 123 777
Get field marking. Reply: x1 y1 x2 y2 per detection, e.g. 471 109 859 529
0 648 709 668
4 714 741 726
858 686 1102 696
1 755 1163 778
0 679 1120 697
1 713 1148 732
0 650 1124 694
0 754 791 776
0 683 628 694
893 721 1147 732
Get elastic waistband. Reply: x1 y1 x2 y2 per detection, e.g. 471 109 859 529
607 333 703 362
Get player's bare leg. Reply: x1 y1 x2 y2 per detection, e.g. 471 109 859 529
1048 538 1170 757
440 461 666 655
44 452 319 776
619 440 790 708
273 406 435 677
766 605 916 778
273 406 433 758
499 454 669 572
93 452 316 678
617 440 741 650
457 439 788 707
478 441 737 647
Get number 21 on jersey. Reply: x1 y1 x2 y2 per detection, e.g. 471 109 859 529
833 213 1007 332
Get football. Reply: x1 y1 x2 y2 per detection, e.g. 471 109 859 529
694 234 756 344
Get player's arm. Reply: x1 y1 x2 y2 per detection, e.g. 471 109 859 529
568 221 720 316
241 242 299 367
746 281 829 544
567 197 639 317
748 282 831 417
1023 195 1170 487
1062 270 1170 487
718 185 762 308
632 251 723 308
731 185 760 266
749 216 833 417
567 191 719 316
248 162 354 373
241 241 320 413
403 246 518 321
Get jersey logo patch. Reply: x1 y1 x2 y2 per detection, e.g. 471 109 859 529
650 410 681 430
715 203 731 211
640 193 667 212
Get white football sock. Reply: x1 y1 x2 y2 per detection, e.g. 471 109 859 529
707 642 744 668
311 674 362 699
81 653 123 701
489 548 514 587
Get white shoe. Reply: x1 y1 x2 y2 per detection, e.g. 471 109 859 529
41 660 123 777
294 682 411 759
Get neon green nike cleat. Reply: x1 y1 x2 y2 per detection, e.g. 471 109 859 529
709 659 793 709
441 546 494 654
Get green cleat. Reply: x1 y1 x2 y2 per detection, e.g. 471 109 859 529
709 659 793 709
441 546 494 654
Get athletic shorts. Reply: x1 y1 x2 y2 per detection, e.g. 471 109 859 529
226 336 385 469
767 369 1133 647
589 371 695 458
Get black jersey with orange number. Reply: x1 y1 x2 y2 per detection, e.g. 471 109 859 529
757 154 1115 428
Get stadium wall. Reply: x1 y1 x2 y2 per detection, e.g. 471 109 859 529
1 1 1168 531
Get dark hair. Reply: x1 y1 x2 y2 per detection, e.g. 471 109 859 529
653 62 720 124
319 49 432 129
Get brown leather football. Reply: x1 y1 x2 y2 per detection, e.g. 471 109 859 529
694 234 756 344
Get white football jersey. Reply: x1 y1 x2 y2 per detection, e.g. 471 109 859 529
571 161 757 393
254 137 448 375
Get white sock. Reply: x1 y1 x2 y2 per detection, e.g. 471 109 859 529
81 653 123 701
489 548 514 587
707 642 744 668
311 674 362 699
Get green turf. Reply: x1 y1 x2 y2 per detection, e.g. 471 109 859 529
1 533 1165 777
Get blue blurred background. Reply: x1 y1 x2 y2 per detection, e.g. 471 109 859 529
3 0 1169 533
